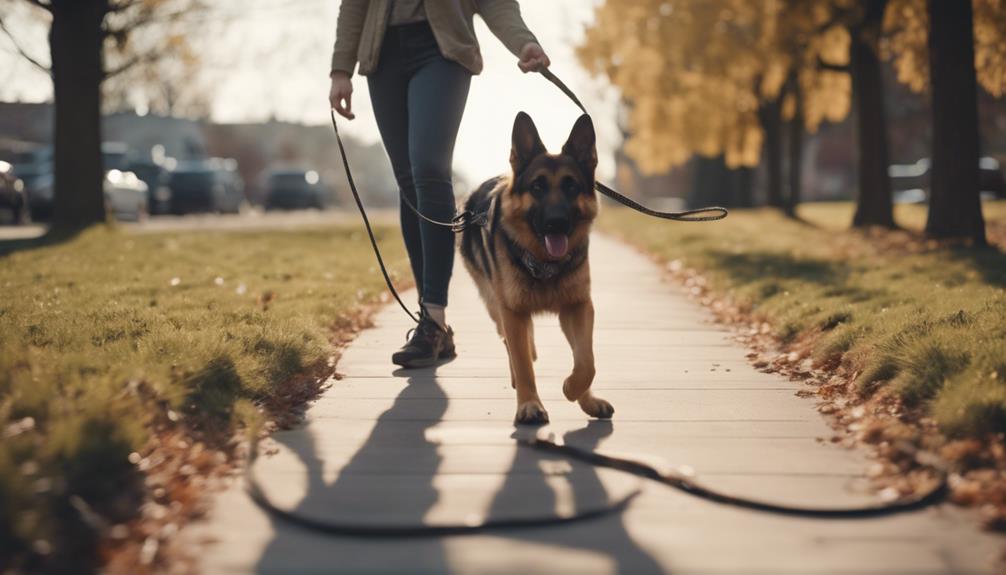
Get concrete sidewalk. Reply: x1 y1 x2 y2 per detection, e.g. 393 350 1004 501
190 235 1002 574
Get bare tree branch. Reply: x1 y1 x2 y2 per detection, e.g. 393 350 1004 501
817 56 850 73
0 15 50 74
102 48 159 78
103 8 193 38
106 0 144 15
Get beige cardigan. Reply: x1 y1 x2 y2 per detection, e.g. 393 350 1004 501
331 0 539 77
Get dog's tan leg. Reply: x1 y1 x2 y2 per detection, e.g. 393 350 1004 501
559 300 613 419
489 307 504 338
529 320 537 362
501 306 548 425
502 339 517 389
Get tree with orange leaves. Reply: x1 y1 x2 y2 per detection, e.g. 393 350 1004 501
577 0 851 214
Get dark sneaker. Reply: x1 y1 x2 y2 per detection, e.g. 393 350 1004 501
392 315 456 368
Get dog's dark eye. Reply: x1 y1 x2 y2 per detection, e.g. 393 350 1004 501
562 176 580 196
529 177 547 197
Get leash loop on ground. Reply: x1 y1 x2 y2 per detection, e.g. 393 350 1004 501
244 433 641 538
521 437 948 519
245 428 948 538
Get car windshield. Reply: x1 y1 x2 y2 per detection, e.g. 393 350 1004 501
269 173 314 188
171 171 216 188
103 152 129 171
12 154 47 176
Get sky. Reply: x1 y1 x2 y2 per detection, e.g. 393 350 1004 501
0 0 621 182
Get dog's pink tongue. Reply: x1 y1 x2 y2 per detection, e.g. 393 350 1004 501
544 234 569 258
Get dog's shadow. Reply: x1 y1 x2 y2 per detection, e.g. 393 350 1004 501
487 420 665 574
254 371 665 574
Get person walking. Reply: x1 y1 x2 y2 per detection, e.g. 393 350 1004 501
329 1 550 368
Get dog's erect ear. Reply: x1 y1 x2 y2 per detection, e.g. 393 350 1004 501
510 112 547 175
561 114 597 174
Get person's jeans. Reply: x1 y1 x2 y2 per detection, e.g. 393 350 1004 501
368 22 471 307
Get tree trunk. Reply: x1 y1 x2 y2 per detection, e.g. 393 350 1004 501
850 1 896 229
49 0 107 233
689 155 736 208
785 76 803 219
734 166 754 207
925 0 986 244
758 97 784 208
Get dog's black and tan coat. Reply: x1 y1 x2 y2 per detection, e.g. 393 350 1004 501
460 112 613 425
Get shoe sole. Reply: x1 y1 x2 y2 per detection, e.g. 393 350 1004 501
393 348 457 369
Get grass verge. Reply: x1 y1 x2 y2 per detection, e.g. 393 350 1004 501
602 200 1006 524
0 224 406 572
601 201 1006 438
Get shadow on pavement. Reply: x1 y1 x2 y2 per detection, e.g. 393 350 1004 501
254 371 665 574
255 372 449 574
487 421 665 575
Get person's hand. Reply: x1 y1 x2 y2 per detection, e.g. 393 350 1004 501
518 42 550 73
329 71 355 120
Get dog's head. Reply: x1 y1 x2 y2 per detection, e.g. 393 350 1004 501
501 112 598 261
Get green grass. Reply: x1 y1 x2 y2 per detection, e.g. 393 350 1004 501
0 224 406 572
601 201 1006 439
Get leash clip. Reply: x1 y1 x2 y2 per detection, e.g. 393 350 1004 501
451 210 488 233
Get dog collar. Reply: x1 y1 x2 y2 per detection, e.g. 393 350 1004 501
520 250 562 280
501 230 587 281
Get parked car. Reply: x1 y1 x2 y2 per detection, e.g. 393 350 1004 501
102 141 131 172
104 169 149 221
0 160 30 225
128 159 173 215
264 169 329 210
980 157 1006 198
12 147 53 220
892 188 927 205
167 159 244 215
889 157 1006 201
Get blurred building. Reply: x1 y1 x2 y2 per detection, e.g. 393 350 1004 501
0 103 205 164
203 119 397 207
105 112 206 162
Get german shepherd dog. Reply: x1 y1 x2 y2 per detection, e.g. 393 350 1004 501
460 112 613 425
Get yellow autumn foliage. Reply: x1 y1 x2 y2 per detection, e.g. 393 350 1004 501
882 0 1006 96
579 0 852 174
581 0 1004 174
974 0 1006 97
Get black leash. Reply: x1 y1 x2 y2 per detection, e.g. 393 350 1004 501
340 68 728 245
332 112 421 324
538 68 729 222
246 431 948 536
245 70 947 536
244 436 642 538
523 437 947 518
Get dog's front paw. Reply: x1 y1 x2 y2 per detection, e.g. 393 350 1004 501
514 400 550 426
562 367 596 401
579 394 614 419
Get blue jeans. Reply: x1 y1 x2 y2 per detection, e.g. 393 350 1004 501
368 22 472 307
